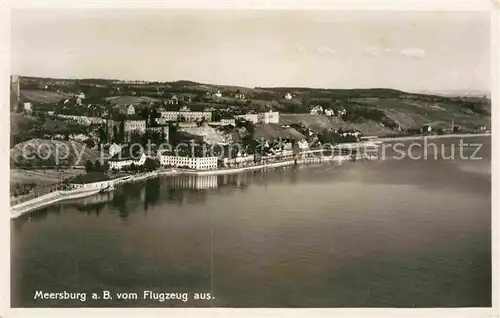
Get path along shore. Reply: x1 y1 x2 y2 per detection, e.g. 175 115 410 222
373 132 491 143
10 154 369 218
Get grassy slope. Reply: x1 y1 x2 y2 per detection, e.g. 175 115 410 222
10 139 101 166
20 89 71 103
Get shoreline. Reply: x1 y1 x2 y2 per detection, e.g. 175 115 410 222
10 154 370 218
373 132 491 143
11 131 490 218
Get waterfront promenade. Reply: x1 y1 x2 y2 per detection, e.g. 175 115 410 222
10 153 372 218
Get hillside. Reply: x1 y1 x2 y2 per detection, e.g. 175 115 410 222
10 139 101 167
20 89 71 103
15 76 491 135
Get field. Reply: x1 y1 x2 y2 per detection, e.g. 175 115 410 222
105 95 160 107
10 168 84 186
20 89 71 103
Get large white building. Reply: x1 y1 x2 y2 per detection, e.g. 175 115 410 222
157 106 212 124
159 153 218 170
124 119 147 134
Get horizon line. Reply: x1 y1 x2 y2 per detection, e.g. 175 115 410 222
11 74 490 97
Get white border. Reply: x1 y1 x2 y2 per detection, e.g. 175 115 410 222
1 1 498 318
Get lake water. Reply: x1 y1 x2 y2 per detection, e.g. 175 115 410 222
11 137 492 307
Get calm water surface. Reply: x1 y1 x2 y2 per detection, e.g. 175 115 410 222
11 137 491 307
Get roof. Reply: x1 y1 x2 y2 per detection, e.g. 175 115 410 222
69 172 111 184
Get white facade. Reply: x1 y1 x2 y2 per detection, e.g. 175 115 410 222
159 155 218 170
109 159 134 170
158 108 212 123
220 118 236 126
127 105 136 115
223 154 255 167
285 93 293 100
70 179 112 191
310 105 323 114
259 110 280 124
124 119 146 133
214 90 222 98
23 102 33 113
108 153 147 170
324 109 334 116
297 139 309 150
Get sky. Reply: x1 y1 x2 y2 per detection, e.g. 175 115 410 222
10 9 491 93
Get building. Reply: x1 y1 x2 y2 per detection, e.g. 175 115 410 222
234 93 246 100
126 104 136 115
76 92 86 106
222 153 255 167
324 108 334 116
68 172 113 191
297 139 309 150
285 93 293 100
124 119 147 134
165 95 179 105
258 110 280 124
159 153 218 170
108 150 147 170
146 125 170 141
157 106 212 124
214 90 222 98
220 118 236 126
310 105 323 114
235 114 259 124
108 143 123 157
421 124 433 133
108 157 135 170
23 102 33 114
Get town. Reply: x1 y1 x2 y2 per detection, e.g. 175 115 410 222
10 75 491 214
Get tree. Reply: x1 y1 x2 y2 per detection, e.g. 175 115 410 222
102 161 110 171
118 121 125 142
85 160 94 173
98 125 107 143
84 138 95 149
94 160 101 171
144 158 159 171
113 126 119 142
130 131 143 145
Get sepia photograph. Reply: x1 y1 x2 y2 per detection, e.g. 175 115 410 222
2 2 497 315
